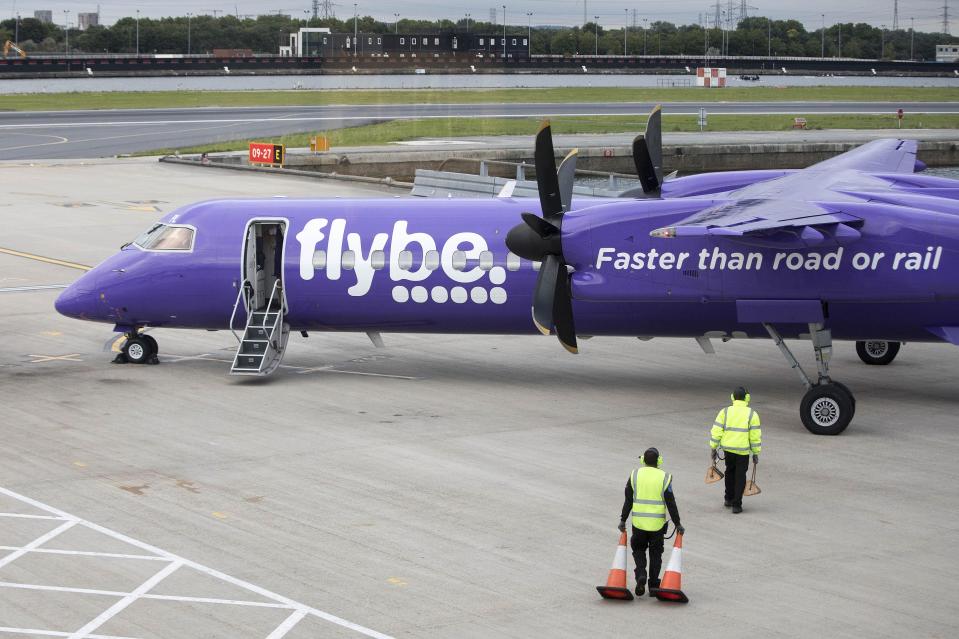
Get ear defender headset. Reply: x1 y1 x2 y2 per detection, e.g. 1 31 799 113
642 447 664 468
730 386 751 405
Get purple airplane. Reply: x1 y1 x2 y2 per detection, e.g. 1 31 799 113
55 107 959 436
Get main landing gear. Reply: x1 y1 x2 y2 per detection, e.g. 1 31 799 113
764 323 854 436
113 329 159 365
855 340 901 366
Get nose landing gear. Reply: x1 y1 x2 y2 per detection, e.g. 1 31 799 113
764 322 854 436
113 330 159 365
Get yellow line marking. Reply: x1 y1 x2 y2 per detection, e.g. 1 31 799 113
211 511 228 520
0 247 91 271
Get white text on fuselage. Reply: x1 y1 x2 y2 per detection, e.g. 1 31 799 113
296 218 508 304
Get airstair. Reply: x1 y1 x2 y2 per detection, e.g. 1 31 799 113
229 279 290 376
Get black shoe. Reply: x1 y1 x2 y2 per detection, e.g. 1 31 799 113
648 582 659 597
732 505 743 514
724 500 732 507
635 584 645 597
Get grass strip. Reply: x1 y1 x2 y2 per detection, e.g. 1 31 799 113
137 113 959 156
2 86 958 112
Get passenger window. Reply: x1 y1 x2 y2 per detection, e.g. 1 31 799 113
368 38 372 45
399 250 413 269
479 38 484 45
512 39 517 45
451 251 467 271
400 37 405 44
412 37 417 45
479 251 494 270
506 252 521 271
425 250 440 270
342 250 356 271
371 250 386 270
434 38 439 45
312 250 327 269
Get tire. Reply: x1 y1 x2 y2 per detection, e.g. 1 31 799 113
856 340 900 365
831 381 856 420
141 334 159 356
800 383 854 436
122 336 153 364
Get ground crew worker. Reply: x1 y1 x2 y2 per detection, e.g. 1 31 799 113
709 386 762 513
618 447 683 597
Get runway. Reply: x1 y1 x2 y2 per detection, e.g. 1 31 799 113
0 157 957 638
2 101 957 160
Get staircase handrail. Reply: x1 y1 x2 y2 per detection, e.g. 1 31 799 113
263 279 284 349
229 279 254 343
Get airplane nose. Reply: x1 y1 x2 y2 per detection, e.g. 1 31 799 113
55 280 97 320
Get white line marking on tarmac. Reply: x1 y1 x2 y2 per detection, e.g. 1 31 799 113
67 561 184 639
0 628 137 639
0 582 294 608
0 512 67 520
0 546 168 561
0 520 77 570
0 134 70 152
0 486 395 639
0 284 69 293
265 610 309 639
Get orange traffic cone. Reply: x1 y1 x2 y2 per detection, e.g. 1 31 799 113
653 532 689 603
596 530 634 600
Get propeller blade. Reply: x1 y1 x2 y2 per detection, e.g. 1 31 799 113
535 121 563 221
557 148 579 213
532 255 561 336
632 105 664 195
520 212 560 239
646 104 663 186
551 268 578 354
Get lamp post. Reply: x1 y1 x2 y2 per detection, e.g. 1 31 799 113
14 13 19 45
527 12 532 59
502 5 506 59
820 14 825 58
136 9 140 56
394 13 400 34
767 17 771 57
643 18 648 55
880 24 886 59
594 15 599 55
624 8 628 56
838 23 842 57
353 3 358 58
63 10 70 54
465 13 471 33
187 13 193 54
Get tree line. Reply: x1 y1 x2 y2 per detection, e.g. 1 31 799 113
0 13 953 60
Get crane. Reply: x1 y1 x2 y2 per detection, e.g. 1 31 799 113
3 40 27 58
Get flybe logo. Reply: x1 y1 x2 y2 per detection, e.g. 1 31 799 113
296 218 509 304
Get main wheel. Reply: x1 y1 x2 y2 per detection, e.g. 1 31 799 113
856 340 900 365
141 334 159 356
122 336 154 364
800 383 854 436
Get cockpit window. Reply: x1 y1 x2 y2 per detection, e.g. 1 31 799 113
133 224 195 251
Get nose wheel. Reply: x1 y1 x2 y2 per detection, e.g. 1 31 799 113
764 322 854 435
114 331 159 365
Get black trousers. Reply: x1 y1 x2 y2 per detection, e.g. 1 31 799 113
724 452 750 507
630 525 666 587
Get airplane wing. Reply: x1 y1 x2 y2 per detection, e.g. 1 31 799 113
805 138 918 174
649 139 920 245
649 198 863 247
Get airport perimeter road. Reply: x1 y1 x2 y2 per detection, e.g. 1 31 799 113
1 100 957 160
1 158 958 638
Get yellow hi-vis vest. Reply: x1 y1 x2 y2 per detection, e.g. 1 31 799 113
630 466 672 532
710 400 762 456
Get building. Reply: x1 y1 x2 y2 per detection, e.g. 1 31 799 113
77 12 99 31
279 29 531 59
33 10 53 23
279 28 332 57
935 44 959 62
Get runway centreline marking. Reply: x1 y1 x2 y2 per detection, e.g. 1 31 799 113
0 247 91 271
0 486 395 639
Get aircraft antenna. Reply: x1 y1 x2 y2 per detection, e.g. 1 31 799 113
944 1 951 34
